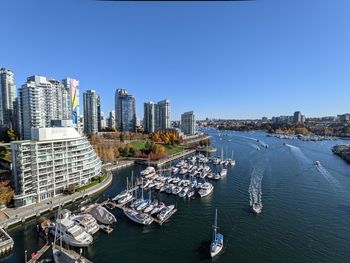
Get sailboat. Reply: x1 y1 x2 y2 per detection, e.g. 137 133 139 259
210 208 224 258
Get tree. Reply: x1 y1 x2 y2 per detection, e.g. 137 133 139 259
7 128 18 141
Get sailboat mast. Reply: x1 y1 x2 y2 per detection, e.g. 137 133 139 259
213 208 218 239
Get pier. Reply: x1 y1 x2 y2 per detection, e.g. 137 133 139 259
26 244 50 263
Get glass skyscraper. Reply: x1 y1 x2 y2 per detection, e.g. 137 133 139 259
115 89 136 132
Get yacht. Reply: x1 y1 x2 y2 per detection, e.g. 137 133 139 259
157 205 175 221
210 209 224 258
89 205 117 225
112 190 128 202
198 183 214 198
124 208 154 225
252 203 262 214
50 218 93 247
71 214 99 235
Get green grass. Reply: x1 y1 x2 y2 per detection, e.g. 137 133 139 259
164 145 184 155
76 174 107 192
130 140 147 150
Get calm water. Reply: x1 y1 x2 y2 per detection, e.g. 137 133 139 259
3 130 350 263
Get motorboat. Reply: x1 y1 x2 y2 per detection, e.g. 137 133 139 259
210 209 224 258
140 166 156 176
124 208 154 225
198 182 214 198
118 193 133 205
220 169 227 177
144 200 158 213
315 160 321 166
157 205 175 221
252 203 262 214
150 202 166 215
178 187 189 198
71 213 99 235
213 173 221 180
89 205 117 225
160 184 168 192
172 186 182 195
50 218 93 247
187 190 195 198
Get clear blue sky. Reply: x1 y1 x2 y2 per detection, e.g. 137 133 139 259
1 0 350 120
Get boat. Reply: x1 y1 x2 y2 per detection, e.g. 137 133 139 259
160 184 168 192
315 160 321 166
157 205 175 221
124 208 154 225
252 202 262 214
89 205 116 225
172 186 182 195
118 193 133 205
140 166 156 176
187 190 195 198
220 169 227 177
71 214 99 235
210 209 224 258
213 173 221 180
150 202 166 215
50 218 93 247
144 199 158 213
112 190 128 202
178 187 189 198
198 182 214 198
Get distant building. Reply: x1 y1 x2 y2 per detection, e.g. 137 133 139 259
156 99 171 131
19 76 71 140
181 111 196 135
293 111 302 124
115 89 136 132
0 68 16 128
11 126 102 207
261 117 268 123
83 90 98 134
144 101 156 133
108 110 116 130
100 112 107 130
338 113 350 123
97 96 101 131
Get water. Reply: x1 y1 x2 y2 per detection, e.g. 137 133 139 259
3 130 350 263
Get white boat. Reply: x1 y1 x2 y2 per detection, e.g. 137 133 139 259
51 218 93 247
112 190 128 202
150 202 166 215
89 205 116 225
252 203 262 214
315 160 321 166
213 173 221 180
210 209 224 258
179 168 188 175
187 190 195 198
144 199 158 213
157 205 175 221
140 166 156 176
178 187 189 198
198 182 214 198
160 184 168 192
124 208 154 225
71 214 99 235
172 167 179 174
220 169 227 177
136 200 150 211
118 193 133 205
172 186 182 195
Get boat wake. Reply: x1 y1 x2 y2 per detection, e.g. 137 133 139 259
248 166 265 208
249 143 260 150
316 164 340 188
285 144 312 165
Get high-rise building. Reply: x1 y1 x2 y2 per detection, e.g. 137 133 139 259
62 78 80 129
11 126 102 207
115 89 136 132
13 97 21 136
0 68 16 128
293 111 302 124
156 99 171 131
83 90 98 134
181 111 196 135
108 110 116 130
97 96 101 131
19 76 71 140
144 101 156 133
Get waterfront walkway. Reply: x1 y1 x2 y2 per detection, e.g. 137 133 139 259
0 171 113 229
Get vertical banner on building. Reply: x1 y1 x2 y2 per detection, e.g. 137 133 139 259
70 79 79 125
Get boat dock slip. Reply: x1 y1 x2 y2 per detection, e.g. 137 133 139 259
26 244 50 263
0 227 13 256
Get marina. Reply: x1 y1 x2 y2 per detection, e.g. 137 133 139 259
2 130 350 263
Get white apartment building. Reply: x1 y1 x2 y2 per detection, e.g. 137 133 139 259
181 111 196 135
11 127 102 207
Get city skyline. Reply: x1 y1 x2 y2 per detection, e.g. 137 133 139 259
1 0 350 119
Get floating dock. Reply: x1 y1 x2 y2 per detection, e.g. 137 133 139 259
0 227 13 256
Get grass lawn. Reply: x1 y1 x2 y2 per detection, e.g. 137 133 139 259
130 140 147 150
77 174 107 192
164 145 184 155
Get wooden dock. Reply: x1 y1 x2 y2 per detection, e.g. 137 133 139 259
27 244 50 263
